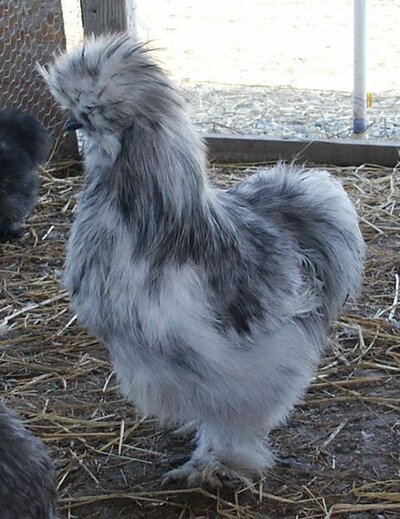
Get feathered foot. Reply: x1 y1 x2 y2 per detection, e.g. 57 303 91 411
163 423 273 488
172 421 198 438
163 455 249 488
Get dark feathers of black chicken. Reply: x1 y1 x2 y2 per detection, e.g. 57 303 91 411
0 400 59 518
0 109 52 241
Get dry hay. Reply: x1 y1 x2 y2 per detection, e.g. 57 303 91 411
190 84 400 141
0 158 399 519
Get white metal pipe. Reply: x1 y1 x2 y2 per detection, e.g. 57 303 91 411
353 0 367 136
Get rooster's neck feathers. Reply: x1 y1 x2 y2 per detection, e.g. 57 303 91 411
40 33 213 223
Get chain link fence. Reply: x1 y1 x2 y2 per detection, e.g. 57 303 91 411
0 0 78 158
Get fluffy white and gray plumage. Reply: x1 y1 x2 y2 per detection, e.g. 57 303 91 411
0 110 52 241
0 401 58 518
40 34 365 487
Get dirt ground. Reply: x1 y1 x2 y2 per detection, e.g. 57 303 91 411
136 0 400 93
62 0 400 92
0 159 399 518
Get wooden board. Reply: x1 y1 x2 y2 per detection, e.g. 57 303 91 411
81 0 136 35
205 134 400 167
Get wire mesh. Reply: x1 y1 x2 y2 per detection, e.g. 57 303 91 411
0 0 78 158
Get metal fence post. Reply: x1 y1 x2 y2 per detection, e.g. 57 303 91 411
353 0 367 137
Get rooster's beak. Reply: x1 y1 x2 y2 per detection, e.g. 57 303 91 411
63 116 83 132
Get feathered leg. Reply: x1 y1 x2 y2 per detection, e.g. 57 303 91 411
163 422 274 488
